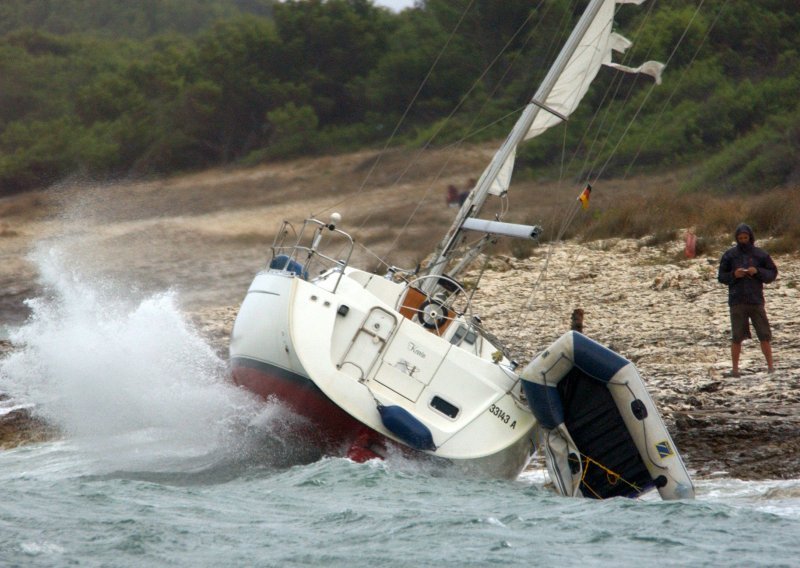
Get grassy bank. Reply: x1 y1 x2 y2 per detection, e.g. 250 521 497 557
577 186 800 255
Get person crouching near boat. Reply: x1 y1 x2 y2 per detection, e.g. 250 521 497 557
717 223 778 377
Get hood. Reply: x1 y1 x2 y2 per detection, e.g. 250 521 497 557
735 223 755 244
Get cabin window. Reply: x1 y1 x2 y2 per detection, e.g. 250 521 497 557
464 330 477 345
430 396 459 419
450 325 467 345
450 324 477 346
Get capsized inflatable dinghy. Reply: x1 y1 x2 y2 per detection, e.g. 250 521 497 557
521 331 694 500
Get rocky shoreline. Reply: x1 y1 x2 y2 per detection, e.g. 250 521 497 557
3 236 797 481
467 237 800 480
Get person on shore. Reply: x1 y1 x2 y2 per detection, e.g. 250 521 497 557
446 184 459 207
455 178 476 207
717 223 778 376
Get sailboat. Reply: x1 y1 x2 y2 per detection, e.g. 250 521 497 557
229 0 695 500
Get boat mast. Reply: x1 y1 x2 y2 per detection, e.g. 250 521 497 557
424 0 608 283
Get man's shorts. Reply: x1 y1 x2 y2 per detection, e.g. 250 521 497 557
730 303 772 343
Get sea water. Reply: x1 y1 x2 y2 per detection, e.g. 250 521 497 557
1 249 799 568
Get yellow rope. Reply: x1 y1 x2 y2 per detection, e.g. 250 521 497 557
578 454 643 498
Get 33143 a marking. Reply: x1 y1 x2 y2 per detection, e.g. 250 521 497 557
489 404 516 429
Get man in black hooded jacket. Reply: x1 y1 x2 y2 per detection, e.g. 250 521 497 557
717 223 778 376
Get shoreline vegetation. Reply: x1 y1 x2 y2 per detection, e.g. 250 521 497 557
0 144 797 481
2 1 799 197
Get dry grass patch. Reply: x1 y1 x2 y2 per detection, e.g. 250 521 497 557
575 186 798 255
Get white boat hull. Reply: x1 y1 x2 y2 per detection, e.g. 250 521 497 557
230 268 536 479
226 0 692 495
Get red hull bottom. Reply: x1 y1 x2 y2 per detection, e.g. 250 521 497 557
230 357 388 461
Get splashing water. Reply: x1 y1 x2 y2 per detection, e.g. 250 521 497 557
0 244 269 473
2 248 800 568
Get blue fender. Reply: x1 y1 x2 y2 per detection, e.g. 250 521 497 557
377 404 436 451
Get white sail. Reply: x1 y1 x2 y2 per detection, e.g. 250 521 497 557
426 0 662 283
488 149 515 197
524 0 662 141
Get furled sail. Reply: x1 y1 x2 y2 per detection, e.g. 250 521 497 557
524 0 663 141
475 0 663 203
426 0 661 283
488 148 515 197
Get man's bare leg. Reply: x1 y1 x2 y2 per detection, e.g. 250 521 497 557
760 340 774 372
731 341 742 377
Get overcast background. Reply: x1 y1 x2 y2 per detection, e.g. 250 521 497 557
375 0 415 11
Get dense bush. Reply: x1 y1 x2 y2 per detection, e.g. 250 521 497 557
1 0 799 196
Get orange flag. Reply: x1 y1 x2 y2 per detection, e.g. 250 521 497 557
577 184 592 210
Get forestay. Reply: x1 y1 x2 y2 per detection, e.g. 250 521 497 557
425 0 664 283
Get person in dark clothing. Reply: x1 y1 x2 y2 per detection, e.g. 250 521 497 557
446 184 459 207
717 223 778 376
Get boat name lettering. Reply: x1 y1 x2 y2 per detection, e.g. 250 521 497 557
489 404 516 429
407 342 427 359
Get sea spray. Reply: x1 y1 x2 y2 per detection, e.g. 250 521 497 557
0 245 271 472
1 253 799 567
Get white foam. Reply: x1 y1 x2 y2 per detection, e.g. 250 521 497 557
0 245 261 471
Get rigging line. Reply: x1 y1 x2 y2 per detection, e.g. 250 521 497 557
528 0 654 193
552 206 593 292
520 207 587 317
410 232 485 277
373 110 529 260
355 241 394 272
520 210 570 336
521 241 556 312
520 172 586 329
576 0 659 183
478 0 553 100
317 0 477 219
366 0 582 267
578 70 632 183
591 81 658 184
514 2 652 331
591 0 708 184
383 159 460 256
465 252 492 313
417 1 583 273
559 110 569 184
375 117 507 262
355 0 554 233
385 0 579 255
520 221 579 319
536 0 619 186
457 0 559 140
404 104 522 158
518 2 673 328
547 125 571 243
623 0 726 179
557 201 582 241
517 201 600 339
454 0 553 143
498 2 670 345
554 71 617 193
551 186 583 243
381 1 551 261
441 105 528 147
548 0 632 185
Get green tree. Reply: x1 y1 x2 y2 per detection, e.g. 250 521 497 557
266 102 319 158
190 16 280 162
271 0 392 125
